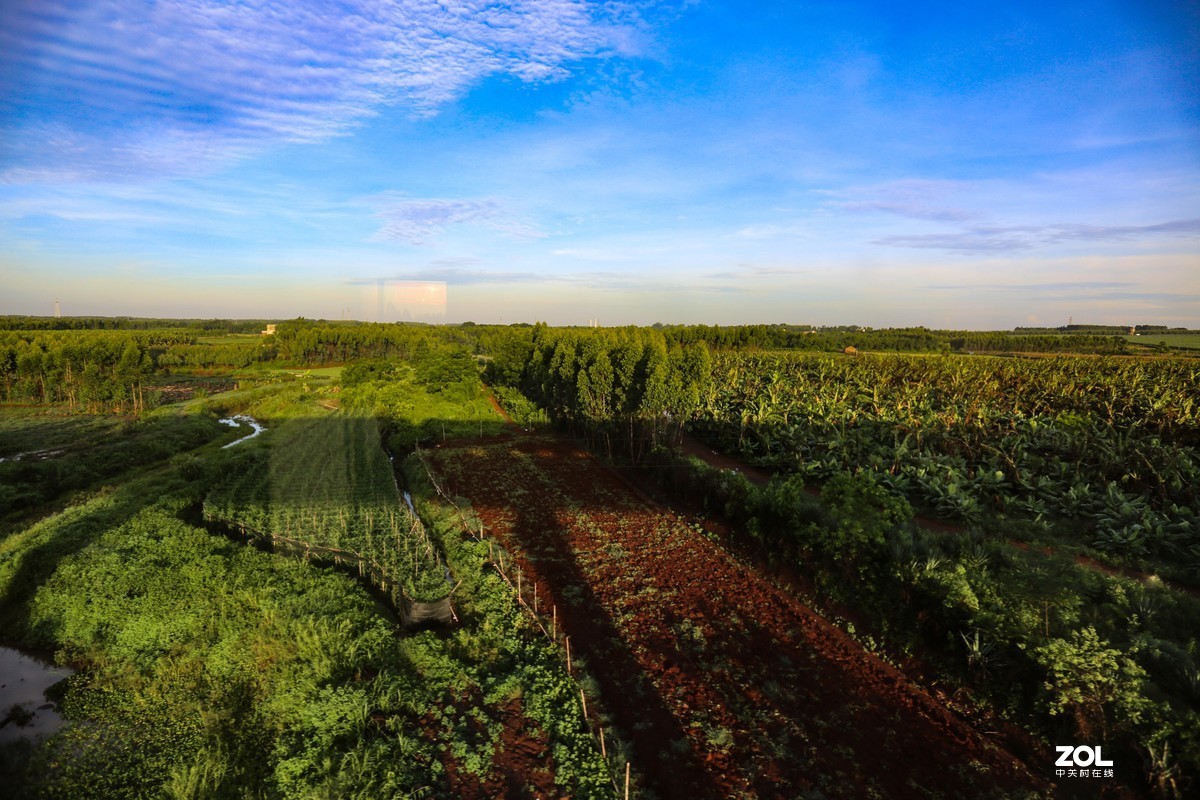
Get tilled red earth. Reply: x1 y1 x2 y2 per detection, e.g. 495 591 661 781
435 696 559 800
429 434 1046 799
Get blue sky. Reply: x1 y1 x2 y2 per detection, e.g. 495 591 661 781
1 0 1197 327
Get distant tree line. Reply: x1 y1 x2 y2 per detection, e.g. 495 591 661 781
272 319 433 363
0 316 276 332
653 324 948 352
1015 324 1195 335
618 324 1134 355
949 333 1127 354
0 330 189 412
157 342 276 369
0 318 1158 415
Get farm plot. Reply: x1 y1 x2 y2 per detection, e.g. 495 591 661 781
1 410 227 518
428 434 1043 799
695 351 1200 568
204 411 448 604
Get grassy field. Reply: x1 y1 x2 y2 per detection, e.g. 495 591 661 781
1124 333 1200 350
196 334 267 345
0 410 124 460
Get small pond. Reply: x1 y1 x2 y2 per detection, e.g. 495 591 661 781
0 646 74 743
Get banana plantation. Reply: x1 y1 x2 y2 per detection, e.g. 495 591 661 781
691 351 1199 570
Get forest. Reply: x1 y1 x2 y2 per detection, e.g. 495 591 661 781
1 318 1197 798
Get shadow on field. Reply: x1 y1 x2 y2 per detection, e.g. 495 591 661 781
428 436 724 800
0 477 165 634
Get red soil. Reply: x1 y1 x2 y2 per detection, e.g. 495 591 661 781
438 695 559 800
429 434 1046 799
488 392 516 425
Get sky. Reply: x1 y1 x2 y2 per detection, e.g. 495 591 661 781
1 0 1198 328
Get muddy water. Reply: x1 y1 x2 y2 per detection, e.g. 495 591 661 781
0 647 73 743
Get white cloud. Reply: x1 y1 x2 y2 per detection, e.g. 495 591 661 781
0 0 640 181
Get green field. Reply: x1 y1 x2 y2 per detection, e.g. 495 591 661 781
0 345 615 799
204 410 450 603
196 334 267 345
2 320 1198 797
1123 333 1200 350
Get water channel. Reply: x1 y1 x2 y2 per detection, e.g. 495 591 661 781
219 415 266 448
0 646 74 744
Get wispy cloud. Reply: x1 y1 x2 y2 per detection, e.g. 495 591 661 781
348 265 544 286
0 0 640 181
924 281 1137 292
700 262 811 278
369 197 544 245
875 218 1200 253
919 280 1200 305
730 223 814 240
347 264 743 293
823 180 977 223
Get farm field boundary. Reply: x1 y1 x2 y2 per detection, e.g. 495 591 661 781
425 432 1045 799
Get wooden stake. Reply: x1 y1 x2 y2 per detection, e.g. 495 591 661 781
552 605 557 639
625 762 631 800
599 726 606 758
580 688 588 719
534 583 539 613
516 566 522 600
566 636 572 673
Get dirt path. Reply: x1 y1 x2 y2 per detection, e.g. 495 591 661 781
677 430 775 487
429 434 1044 799
487 392 515 425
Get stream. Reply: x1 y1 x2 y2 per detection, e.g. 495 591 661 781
219 415 266 448
0 448 67 464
